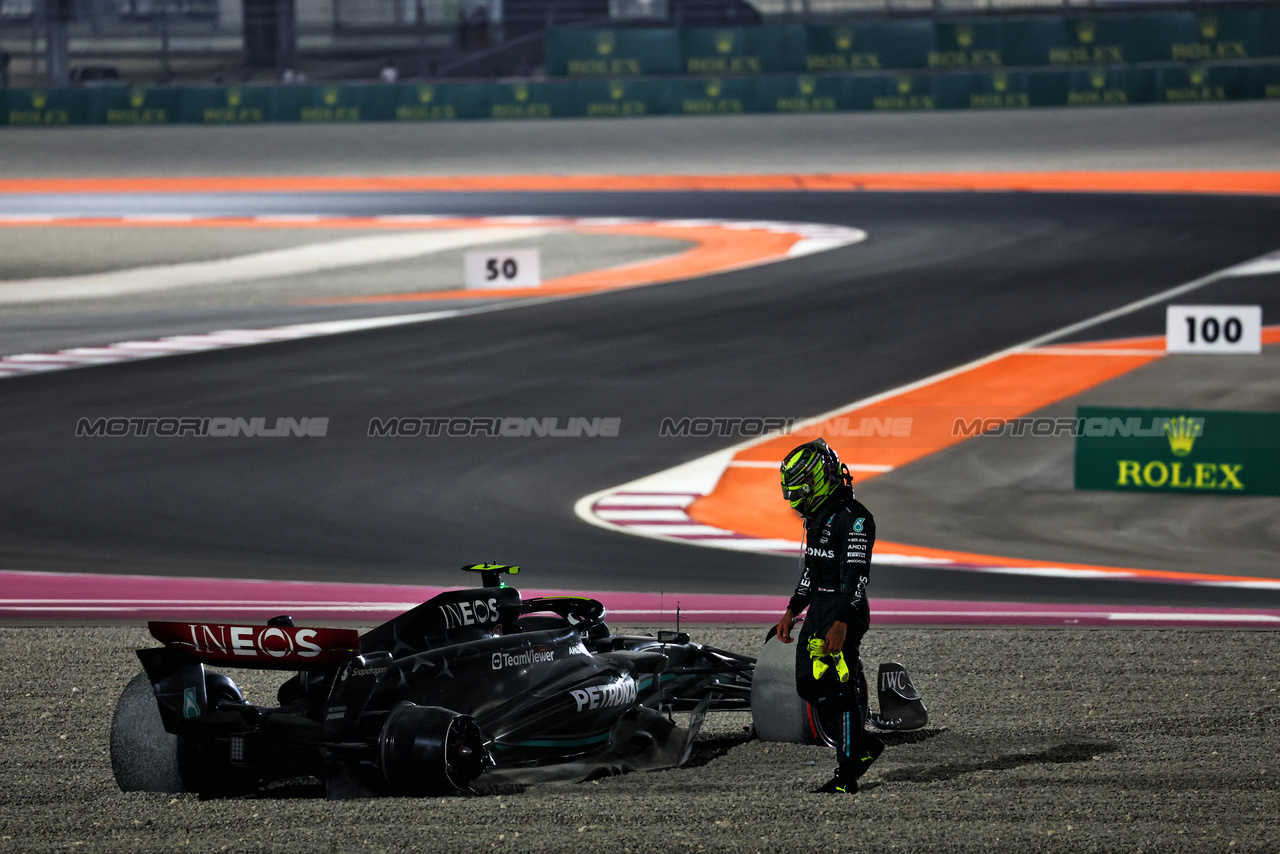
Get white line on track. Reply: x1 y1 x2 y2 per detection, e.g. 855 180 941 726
0 227 546 304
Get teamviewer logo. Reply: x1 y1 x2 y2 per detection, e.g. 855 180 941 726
491 653 503 670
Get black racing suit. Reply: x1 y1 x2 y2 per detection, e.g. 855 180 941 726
787 484 878 780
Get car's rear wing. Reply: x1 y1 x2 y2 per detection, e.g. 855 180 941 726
148 620 360 669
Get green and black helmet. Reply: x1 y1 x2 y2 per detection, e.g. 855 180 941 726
780 438 845 516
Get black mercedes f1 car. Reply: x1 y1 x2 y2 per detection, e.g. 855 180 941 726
112 564 927 798
112 564 757 798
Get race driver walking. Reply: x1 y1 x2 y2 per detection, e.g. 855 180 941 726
775 438 883 794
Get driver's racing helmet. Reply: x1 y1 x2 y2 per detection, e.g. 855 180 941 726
780 438 845 516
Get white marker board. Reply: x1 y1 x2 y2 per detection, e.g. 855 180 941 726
1166 305 1261 354
464 250 541 289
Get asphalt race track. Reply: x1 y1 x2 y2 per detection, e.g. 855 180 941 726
1 188 1278 607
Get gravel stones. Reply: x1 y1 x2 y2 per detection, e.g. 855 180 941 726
2 625 1277 852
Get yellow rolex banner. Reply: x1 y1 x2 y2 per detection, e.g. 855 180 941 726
1074 406 1280 496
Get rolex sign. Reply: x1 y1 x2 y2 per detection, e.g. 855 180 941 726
1074 406 1280 496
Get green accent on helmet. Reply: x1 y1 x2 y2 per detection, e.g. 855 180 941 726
780 438 842 515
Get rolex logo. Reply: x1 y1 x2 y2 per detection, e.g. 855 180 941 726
799 76 815 96
1091 69 1106 89
1189 68 1206 86
715 31 734 53
993 73 1008 92
1164 416 1204 457
514 83 529 102
228 89 242 107
706 79 722 97
834 28 853 51
323 88 339 106
609 81 625 100
956 25 974 48
419 85 435 103
896 77 913 95
1199 16 1218 39
32 91 47 109
1076 20 1096 44
130 88 146 108
595 31 615 56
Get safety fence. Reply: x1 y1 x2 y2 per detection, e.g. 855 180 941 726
3 59 1279 123
545 8 1280 75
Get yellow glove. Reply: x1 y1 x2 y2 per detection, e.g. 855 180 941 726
807 638 851 683
832 652 850 683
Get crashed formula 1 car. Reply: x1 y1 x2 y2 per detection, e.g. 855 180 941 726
112 564 927 798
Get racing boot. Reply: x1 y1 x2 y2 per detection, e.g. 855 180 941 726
813 771 858 794
847 733 884 779
849 732 880 778
816 733 884 794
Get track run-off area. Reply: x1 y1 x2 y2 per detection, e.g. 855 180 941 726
1 155 1278 628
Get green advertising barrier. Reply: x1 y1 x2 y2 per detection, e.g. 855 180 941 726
679 26 803 75
549 10 1280 80
89 86 181 124
1266 6 1280 57
271 84 367 123
749 74 845 113
1008 16 1131 65
804 21 933 72
573 78 669 118
545 28 681 76
1003 10 1269 67
486 80 561 119
1167 10 1262 61
179 86 273 124
1075 407 1280 497
384 82 492 121
1065 66 1158 106
849 73 936 111
1257 62 1280 99
930 20 1004 69
671 76 750 115
1159 63 1254 103
926 69 1069 109
935 70 1031 109
3 57 1279 128
6 87 91 126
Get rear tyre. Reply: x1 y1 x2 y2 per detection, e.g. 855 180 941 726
751 630 867 748
110 673 185 793
751 631 825 745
